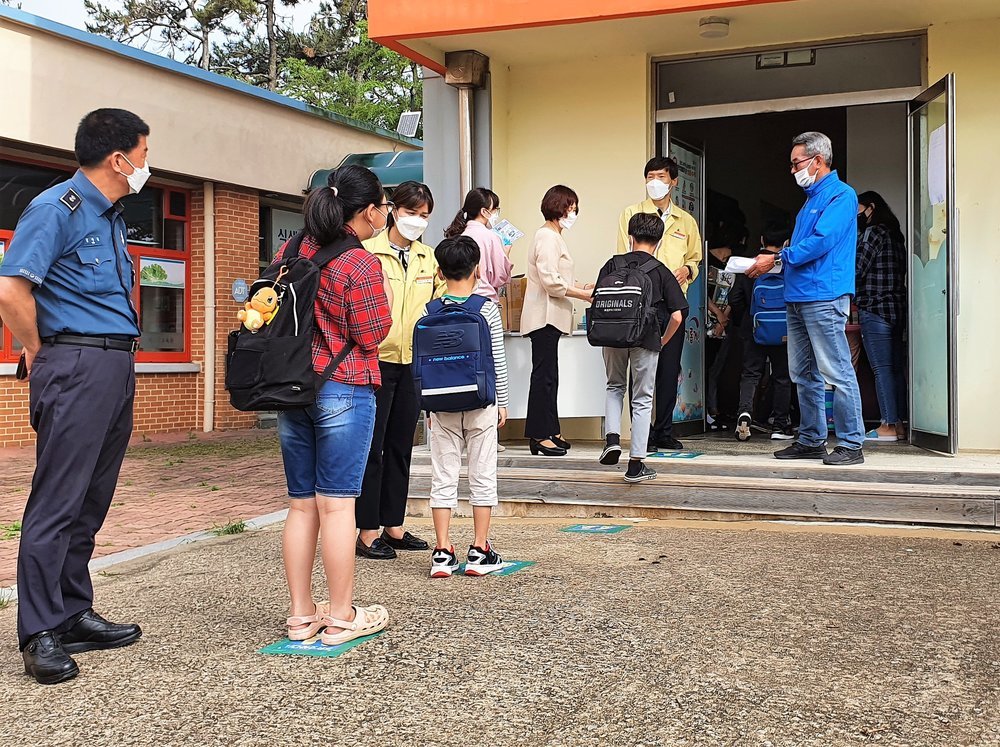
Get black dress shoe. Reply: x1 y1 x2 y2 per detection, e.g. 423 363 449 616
529 439 566 456
22 631 79 685
355 536 397 559
551 435 572 450
59 609 142 654
381 531 430 551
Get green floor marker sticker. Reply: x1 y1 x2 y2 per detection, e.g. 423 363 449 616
457 559 536 576
259 631 384 658
648 450 703 459
561 524 631 534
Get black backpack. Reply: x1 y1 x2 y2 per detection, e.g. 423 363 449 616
225 232 358 411
587 257 660 349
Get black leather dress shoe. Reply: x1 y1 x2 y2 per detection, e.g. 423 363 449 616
59 609 142 654
22 631 79 685
381 531 430 551
355 536 397 559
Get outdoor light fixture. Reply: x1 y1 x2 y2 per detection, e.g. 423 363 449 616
698 16 731 39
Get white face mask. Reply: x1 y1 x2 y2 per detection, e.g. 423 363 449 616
484 208 501 228
559 211 578 230
117 153 150 194
793 156 817 189
646 179 671 201
368 206 389 239
395 215 428 242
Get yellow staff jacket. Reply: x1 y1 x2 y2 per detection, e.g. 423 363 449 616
363 231 446 365
616 198 703 294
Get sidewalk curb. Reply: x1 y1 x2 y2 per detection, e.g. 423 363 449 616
0 509 289 606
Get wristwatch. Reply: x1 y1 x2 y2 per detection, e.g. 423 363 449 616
773 253 783 271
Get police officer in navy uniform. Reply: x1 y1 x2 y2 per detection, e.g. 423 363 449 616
0 109 150 685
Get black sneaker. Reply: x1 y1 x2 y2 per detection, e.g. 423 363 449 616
465 543 506 576
649 436 684 452
624 461 657 483
735 412 752 442
823 445 865 465
600 433 622 465
774 442 828 460
770 423 795 440
430 547 460 578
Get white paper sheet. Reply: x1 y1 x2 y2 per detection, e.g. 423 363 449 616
929 125 947 206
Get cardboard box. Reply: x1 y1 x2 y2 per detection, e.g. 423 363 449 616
502 276 527 332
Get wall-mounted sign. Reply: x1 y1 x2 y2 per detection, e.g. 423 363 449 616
232 278 249 303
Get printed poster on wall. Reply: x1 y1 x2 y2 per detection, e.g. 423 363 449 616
139 257 185 288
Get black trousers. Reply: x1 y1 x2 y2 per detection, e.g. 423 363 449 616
524 324 562 440
356 361 420 531
738 339 792 424
650 308 689 442
18 344 135 649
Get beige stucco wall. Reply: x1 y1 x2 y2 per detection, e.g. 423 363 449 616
928 17 1000 451
0 19 413 195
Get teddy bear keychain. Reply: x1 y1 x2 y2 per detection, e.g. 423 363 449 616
237 267 287 333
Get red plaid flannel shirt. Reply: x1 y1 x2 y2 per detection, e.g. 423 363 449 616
275 232 391 387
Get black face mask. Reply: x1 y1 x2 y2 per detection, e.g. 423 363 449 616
857 214 869 232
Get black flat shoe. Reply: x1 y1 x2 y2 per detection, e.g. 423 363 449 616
355 536 397 559
381 531 430 551
59 609 142 654
23 631 79 685
529 439 567 456
551 435 572 450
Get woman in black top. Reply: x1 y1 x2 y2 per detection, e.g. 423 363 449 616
856 190 907 441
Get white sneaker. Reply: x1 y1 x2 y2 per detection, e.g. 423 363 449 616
430 547 460 578
736 412 752 442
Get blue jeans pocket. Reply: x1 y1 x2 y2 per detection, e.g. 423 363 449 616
315 390 353 419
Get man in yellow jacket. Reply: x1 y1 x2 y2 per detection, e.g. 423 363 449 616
357 182 445 560
616 156 703 452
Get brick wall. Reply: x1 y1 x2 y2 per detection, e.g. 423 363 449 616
0 183 263 447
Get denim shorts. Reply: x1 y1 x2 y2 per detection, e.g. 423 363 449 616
277 379 376 498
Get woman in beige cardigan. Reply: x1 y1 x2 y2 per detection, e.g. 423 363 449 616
520 185 594 456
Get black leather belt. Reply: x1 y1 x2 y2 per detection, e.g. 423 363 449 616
43 335 140 353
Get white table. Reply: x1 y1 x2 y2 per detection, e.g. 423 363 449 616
503 331 607 419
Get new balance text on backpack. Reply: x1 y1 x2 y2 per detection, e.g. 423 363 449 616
225 232 357 411
412 295 496 413
751 274 787 346
587 258 660 348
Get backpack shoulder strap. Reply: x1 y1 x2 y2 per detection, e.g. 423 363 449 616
638 258 661 274
282 231 306 259
462 294 488 312
318 340 356 382
310 234 363 269
426 299 445 315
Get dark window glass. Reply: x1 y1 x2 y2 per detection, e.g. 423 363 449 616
0 160 68 231
121 187 164 247
168 190 187 217
164 219 186 251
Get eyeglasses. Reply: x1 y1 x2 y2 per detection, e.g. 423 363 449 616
790 156 815 171
379 201 395 213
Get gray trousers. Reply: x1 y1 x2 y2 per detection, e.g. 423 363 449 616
18 343 135 649
603 346 659 459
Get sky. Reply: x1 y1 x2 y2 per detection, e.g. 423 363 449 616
14 0 322 35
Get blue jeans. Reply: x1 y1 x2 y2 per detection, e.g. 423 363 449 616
277 380 377 498
787 295 864 450
860 309 906 426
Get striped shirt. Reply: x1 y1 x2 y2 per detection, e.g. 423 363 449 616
435 295 509 408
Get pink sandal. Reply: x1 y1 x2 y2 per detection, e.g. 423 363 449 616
319 604 389 646
286 601 330 641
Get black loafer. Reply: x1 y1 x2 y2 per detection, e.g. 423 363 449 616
381 531 430 551
59 609 142 654
23 631 79 685
355 536 397 559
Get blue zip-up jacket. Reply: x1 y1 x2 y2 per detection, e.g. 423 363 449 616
782 170 859 302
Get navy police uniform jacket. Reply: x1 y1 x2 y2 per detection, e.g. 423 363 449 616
0 169 140 338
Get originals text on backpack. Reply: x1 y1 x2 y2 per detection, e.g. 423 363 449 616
412 295 496 413
225 232 357 411
587 257 660 348
750 274 787 346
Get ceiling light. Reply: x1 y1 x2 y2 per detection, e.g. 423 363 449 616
699 16 730 39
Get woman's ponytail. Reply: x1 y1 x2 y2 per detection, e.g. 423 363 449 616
304 164 383 245
443 187 500 239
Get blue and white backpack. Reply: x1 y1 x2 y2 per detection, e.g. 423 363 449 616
412 295 496 413
750 274 787 346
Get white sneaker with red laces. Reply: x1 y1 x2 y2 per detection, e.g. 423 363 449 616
430 547 460 578
465 543 505 576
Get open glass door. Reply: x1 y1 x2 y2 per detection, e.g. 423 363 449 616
664 128 707 436
908 75 957 454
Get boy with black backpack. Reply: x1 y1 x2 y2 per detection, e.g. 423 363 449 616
729 221 794 442
413 236 509 577
589 213 687 483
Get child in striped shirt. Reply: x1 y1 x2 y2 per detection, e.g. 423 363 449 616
423 236 509 578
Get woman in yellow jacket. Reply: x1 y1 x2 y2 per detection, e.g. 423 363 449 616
356 181 445 560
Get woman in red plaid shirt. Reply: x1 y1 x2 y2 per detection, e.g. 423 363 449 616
277 165 395 647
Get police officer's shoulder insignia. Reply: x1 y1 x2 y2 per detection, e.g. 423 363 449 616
59 188 83 212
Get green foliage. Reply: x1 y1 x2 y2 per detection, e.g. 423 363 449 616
1 521 21 540
210 519 247 535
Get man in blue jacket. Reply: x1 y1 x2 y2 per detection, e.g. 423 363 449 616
747 132 864 465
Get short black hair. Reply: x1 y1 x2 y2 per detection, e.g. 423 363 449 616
628 212 665 246
74 109 150 167
435 236 480 280
761 221 792 249
644 156 678 180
